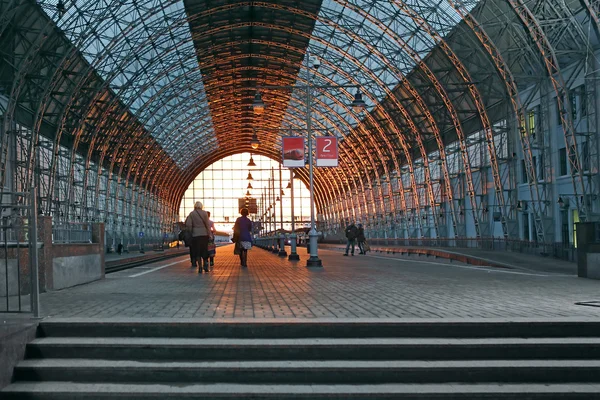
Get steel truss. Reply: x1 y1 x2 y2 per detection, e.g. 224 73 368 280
0 0 598 247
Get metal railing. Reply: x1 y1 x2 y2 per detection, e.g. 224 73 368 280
1 188 40 316
52 222 92 243
326 236 577 263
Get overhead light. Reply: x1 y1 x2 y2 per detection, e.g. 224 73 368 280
557 196 570 208
247 172 253 180
252 91 265 114
250 133 261 150
247 154 257 167
247 182 253 189
350 89 366 112
280 189 285 196
57 0 66 18
245 190 251 197
286 181 292 189
276 196 280 202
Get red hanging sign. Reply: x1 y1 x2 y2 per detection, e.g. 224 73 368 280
282 137 305 167
316 136 338 167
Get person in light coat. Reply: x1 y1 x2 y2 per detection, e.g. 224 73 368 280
185 201 212 273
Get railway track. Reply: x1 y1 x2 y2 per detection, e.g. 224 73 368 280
105 250 189 274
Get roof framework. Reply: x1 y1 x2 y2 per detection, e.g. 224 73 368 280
0 0 599 243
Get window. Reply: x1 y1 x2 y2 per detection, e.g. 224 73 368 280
523 212 530 241
538 153 544 181
580 85 588 117
561 209 569 245
559 147 567 176
527 109 536 139
521 159 528 183
582 140 590 171
569 90 577 121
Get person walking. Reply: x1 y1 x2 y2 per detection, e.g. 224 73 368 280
206 211 217 269
233 208 253 268
344 221 358 256
185 201 211 273
357 223 366 254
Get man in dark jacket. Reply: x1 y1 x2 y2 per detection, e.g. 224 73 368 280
357 224 366 254
344 222 358 256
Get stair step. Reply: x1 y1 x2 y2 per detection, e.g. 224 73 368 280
26 337 600 360
3 382 600 399
14 359 600 384
37 319 600 339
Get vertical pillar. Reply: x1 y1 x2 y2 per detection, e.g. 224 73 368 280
92 222 106 278
37 216 53 292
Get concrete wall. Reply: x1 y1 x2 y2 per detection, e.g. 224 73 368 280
1 217 105 295
0 259 19 296
0 319 38 390
43 226 105 290
52 254 102 290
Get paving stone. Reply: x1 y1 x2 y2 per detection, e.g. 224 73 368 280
37 245 600 319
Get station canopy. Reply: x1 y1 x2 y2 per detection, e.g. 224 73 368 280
33 0 482 188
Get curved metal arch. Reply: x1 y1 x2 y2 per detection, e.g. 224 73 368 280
299 22 437 234
138 56 391 184
14 0 596 238
331 0 471 237
338 0 503 237
446 0 547 241
5 11 145 217
31 2 211 176
272 119 361 231
21 1 141 198
1 2 418 238
183 85 380 212
166 24 419 231
504 0 589 220
179 83 383 225
44 2 308 157
0 8 61 189
223 60 406 231
173 148 316 210
27 0 464 227
387 0 510 238
39 2 418 170
47 58 187 220
125 50 394 198
272 104 376 230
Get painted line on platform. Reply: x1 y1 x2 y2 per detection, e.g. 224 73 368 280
365 254 554 277
129 259 188 277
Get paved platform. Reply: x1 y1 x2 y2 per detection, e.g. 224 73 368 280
320 243 576 275
35 244 600 320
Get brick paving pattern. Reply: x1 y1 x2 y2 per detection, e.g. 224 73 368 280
38 245 600 319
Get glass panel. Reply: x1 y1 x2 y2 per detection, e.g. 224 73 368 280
179 153 312 234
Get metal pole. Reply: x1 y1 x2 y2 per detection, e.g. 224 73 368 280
306 52 322 267
288 168 300 260
29 186 40 318
278 163 287 257
271 167 277 253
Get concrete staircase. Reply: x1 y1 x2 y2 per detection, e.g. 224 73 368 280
3 320 600 399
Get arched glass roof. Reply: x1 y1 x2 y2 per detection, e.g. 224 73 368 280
36 0 476 171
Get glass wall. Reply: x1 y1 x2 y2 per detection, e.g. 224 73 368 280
179 153 312 234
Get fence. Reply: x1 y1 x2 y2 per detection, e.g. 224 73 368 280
347 237 577 263
1 188 40 315
52 222 92 243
